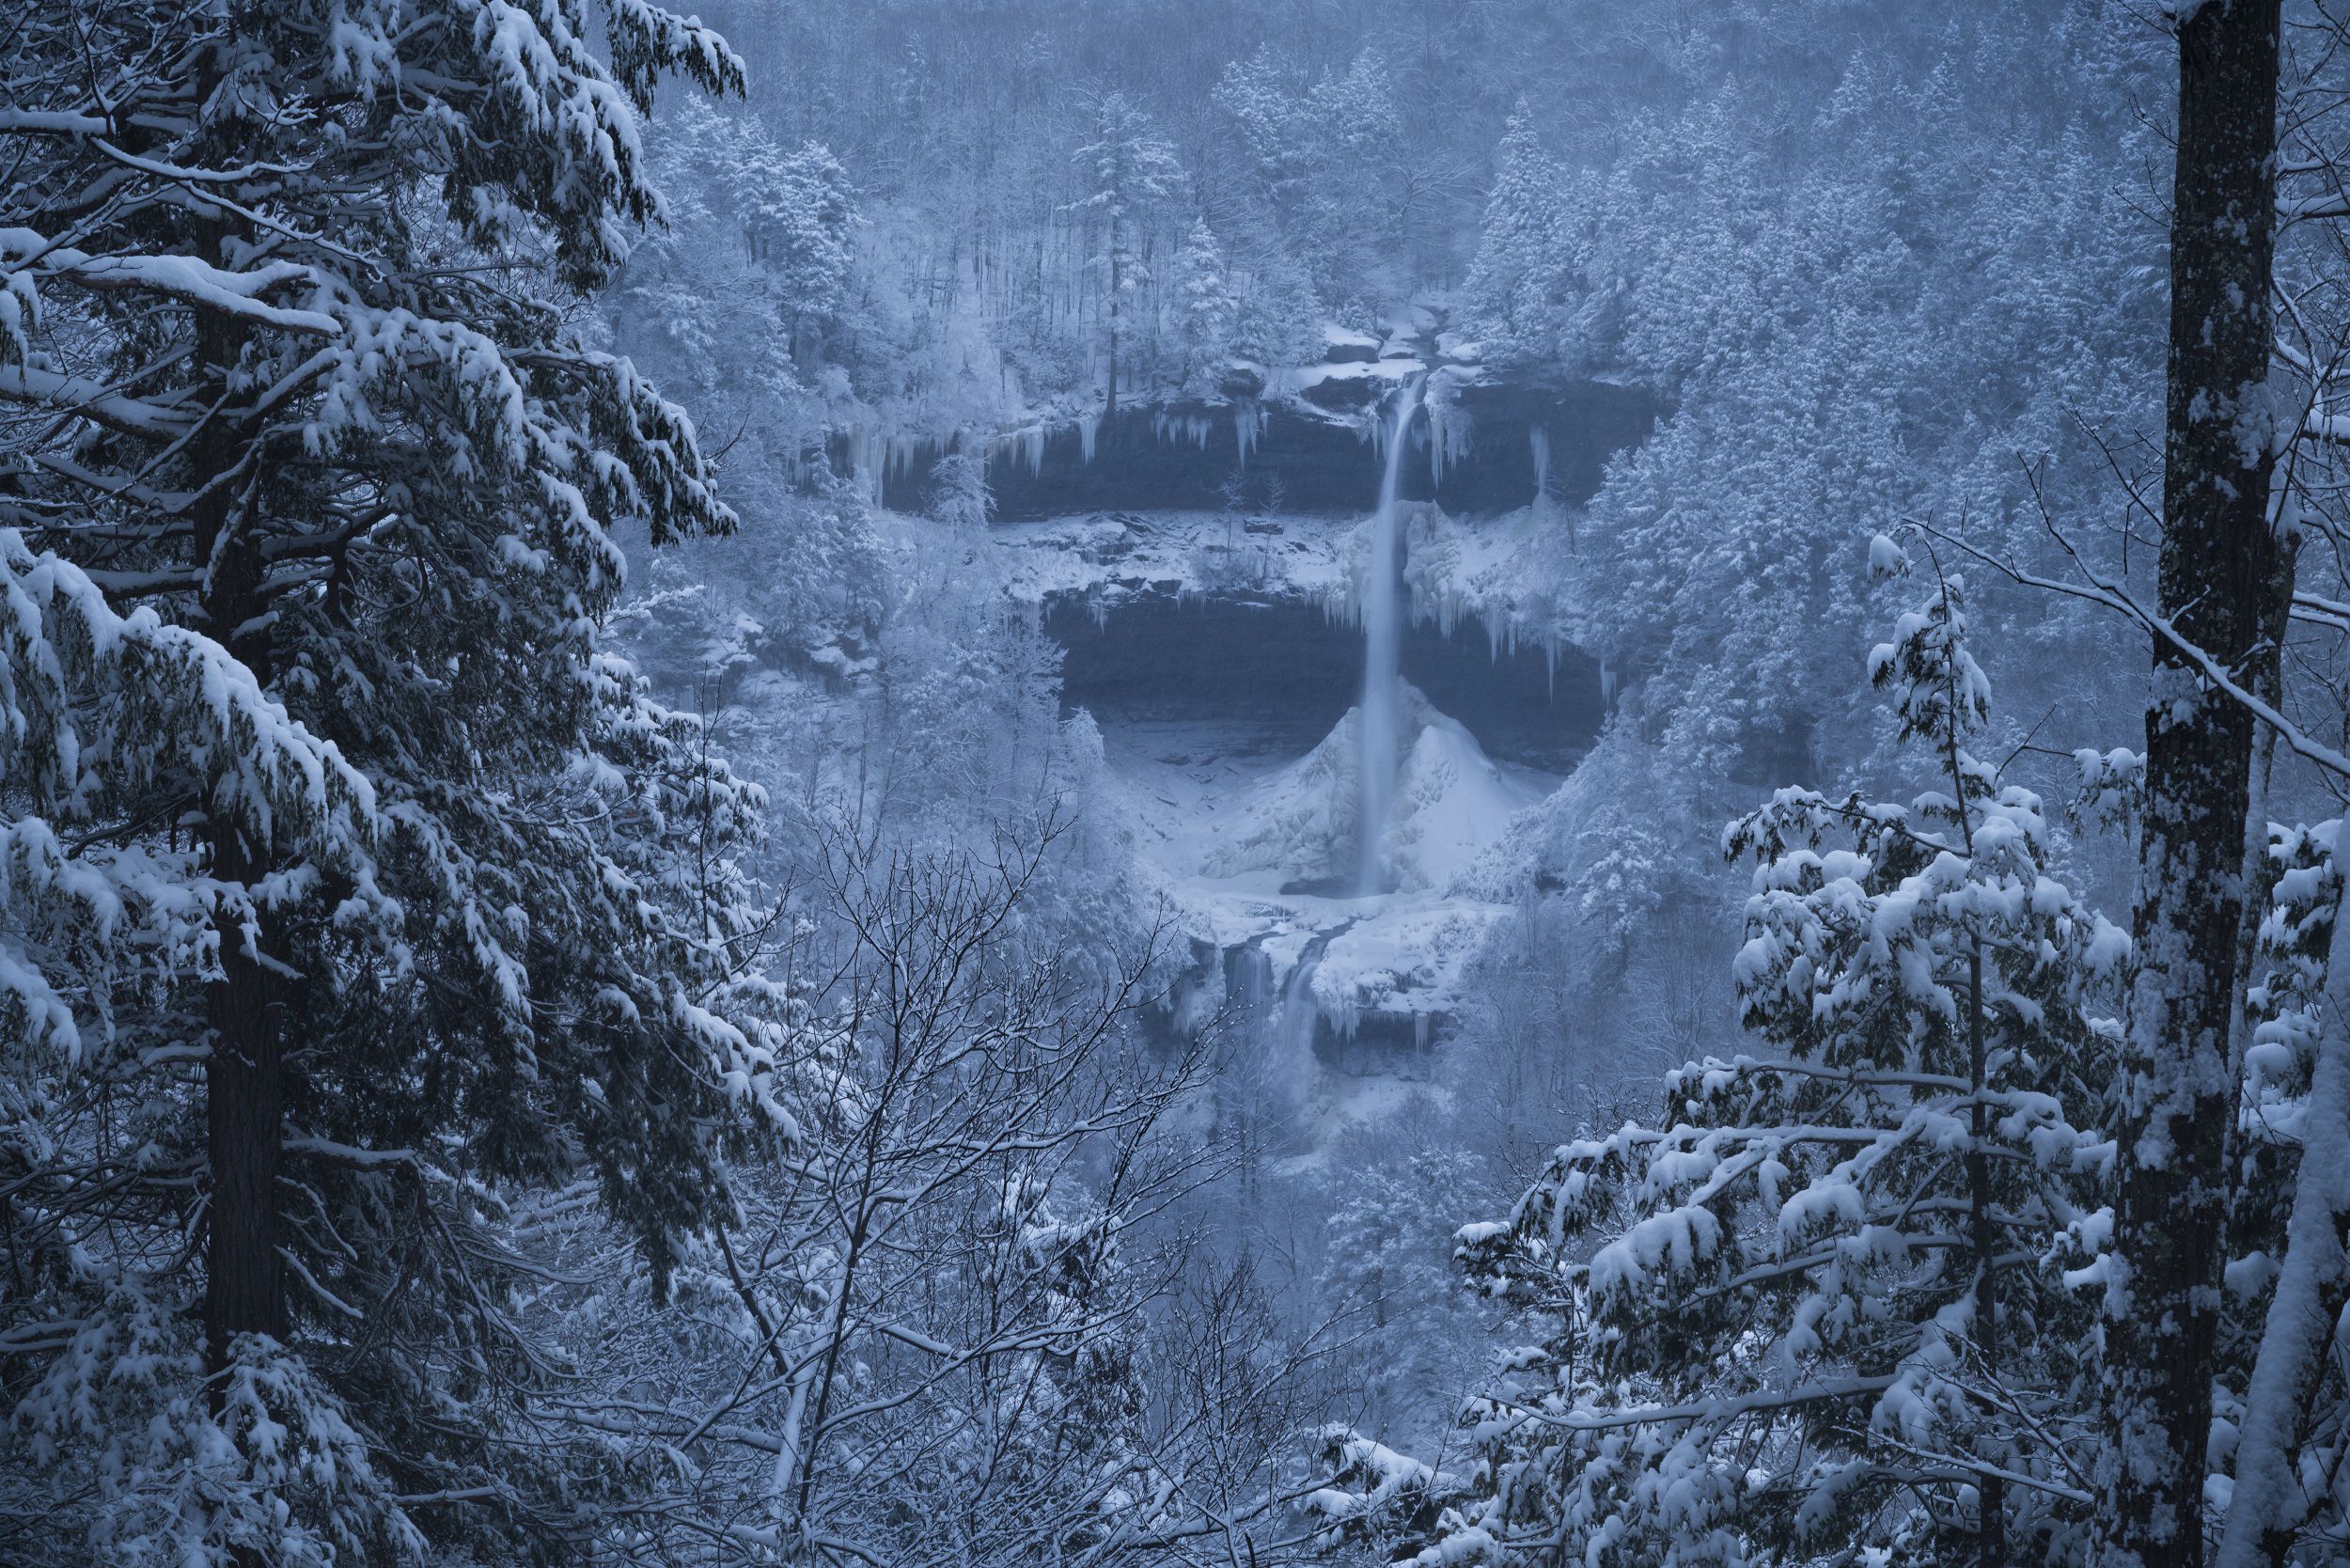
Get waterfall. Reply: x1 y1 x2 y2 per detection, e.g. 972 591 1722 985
1357 377 1422 896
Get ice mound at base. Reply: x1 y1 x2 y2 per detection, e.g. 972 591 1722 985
1199 682 1545 893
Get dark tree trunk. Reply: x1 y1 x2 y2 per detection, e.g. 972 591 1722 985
204 823 284 1365
2106 7 2288 1568
1106 225 1122 420
190 215 284 1372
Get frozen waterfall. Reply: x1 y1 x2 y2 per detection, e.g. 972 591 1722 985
1356 377 1422 896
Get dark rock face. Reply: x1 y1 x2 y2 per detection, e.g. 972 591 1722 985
1002 403 1372 520
1434 379 1660 513
1048 591 1603 774
831 378 1661 522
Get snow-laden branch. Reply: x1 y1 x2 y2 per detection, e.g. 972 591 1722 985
0 366 194 437
1917 519 2350 781
0 230 339 337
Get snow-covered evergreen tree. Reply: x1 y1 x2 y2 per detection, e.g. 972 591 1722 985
1459 105 1590 373
759 139 864 362
1336 542 2127 1566
1212 45 1434 314
1311 1142 1500 1446
930 445 995 528
1068 93 1183 416
0 3 805 1560
616 92 870 415
2211 816 2350 1568
1171 219 1239 399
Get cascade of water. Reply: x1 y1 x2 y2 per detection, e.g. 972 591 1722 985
1271 920 1353 1105
1356 376 1422 895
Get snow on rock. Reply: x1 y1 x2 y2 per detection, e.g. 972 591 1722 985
975 510 1359 609
1197 703 1365 888
1308 900 1504 1039
1099 685 1536 1065
1320 324 1384 362
1273 358 1421 400
1093 695 1537 1072
969 504 1571 673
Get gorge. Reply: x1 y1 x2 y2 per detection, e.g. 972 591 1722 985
885 333 1647 1154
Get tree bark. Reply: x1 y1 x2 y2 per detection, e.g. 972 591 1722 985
1106 217 1122 420
190 212 284 1372
2105 7 2288 1568
204 822 284 1365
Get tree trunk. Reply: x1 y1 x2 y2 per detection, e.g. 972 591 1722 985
1106 222 1122 420
204 823 284 1365
1967 940 2004 1568
191 217 284 1372
2106 8 2287 1568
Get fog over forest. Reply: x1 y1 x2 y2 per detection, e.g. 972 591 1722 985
7 3 2350 1566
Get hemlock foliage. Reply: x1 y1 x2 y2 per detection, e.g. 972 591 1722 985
0 0 792 1560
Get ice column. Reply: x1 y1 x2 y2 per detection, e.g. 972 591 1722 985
1357 377 1421 895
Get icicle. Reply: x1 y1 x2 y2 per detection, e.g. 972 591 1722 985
1234 400 1264 468
1148 410 1213 448
886 431 917 482
1528 425 1551 510
1078 412 1101 464
989 426 1044 480
839 423 888 509
1600 661 1618 706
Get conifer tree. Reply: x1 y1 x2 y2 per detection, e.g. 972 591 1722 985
1460 105 1575 372
1337 541 2125 1565
2211 818 2350 1568
1069 93 1183 417
1172 218 1239 399
0 2 799 1560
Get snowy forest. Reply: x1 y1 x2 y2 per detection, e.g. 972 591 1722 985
9 0 2350 1564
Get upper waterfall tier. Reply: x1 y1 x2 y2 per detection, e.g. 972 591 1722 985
831 375 1659 521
